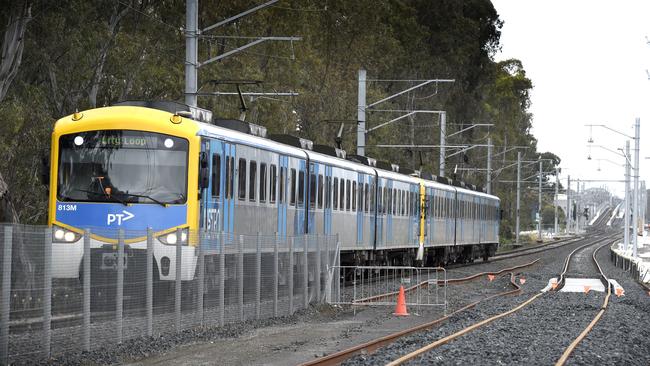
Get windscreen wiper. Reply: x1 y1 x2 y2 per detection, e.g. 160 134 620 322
121 192 169 207
72 188 129 206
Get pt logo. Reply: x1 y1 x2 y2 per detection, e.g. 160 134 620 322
107 210 135 225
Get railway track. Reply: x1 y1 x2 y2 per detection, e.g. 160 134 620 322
301 232 619 366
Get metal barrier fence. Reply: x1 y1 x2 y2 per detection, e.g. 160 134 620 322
0 224 339 364
328 265 447 315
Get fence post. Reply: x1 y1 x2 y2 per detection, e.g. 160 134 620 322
273 233 279 317
1 226 13 364
43 227 52 358
324 235 330 303
175 227 182 332
146 228 153 336
289 237 294 315
116 229 124 343
238 235 244 322
255 232 261 319
303 236 308 309
316 235 321 303
219 233 225 326
335 234 340 304
197 230 204 326
83 229 91 351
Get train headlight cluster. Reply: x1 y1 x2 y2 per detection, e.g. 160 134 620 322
158 228 189 246
52 225 81 243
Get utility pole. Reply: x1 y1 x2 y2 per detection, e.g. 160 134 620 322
487 137 492 194
185 0 198 107
624 140 630 251
554 167 559 235
440 112 446 177
538 159 542 241
185 0 298 108
633 117 640 258
357 68 367 156
567 175 571 234
576 179 580 233
516 151 521 245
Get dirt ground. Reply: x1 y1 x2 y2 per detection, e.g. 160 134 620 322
124 304 448 366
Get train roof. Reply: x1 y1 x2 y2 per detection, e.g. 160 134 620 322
61 102 498 201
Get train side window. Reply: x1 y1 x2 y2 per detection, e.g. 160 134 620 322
309 173 316 208
279 167 286 204
270 164 277 203
238 158 246 200
290 168 296 206
386 188 391 214
364 183 369 212
249 161 257 202
298 170 305 205
340 179 346 210
325 176 331 209
259 163 267 203
333 178 339 210
226 157 235 199
211 154 221 197
384 187 388 214
345 179 350 211
377 186 384 214
393 189 398 215
394 190 399 216
352 181 357 211
369 182 375 213
317 174 323 209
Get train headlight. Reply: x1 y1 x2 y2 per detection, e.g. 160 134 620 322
157 228 189 246
52 225 81 243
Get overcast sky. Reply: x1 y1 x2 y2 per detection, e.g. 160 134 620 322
491 0 650 197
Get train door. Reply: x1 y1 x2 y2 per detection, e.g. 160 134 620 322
385 179 394 248
356 172 364 247
277 155 289 238
203 140 235 236
369 174 376 250
375 178 385 249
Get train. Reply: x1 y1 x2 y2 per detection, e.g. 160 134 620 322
46 101 500 282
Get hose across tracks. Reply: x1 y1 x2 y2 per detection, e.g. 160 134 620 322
386 234 619 366
299 260 537 366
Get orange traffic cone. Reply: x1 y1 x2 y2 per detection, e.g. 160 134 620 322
393 285 409 316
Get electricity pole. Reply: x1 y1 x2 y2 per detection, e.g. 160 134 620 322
538 159 542 241
516 151 521 245
566 175 571 234
440 112 446 177
487 137 492 194
357 68 367 155
554 167 559 235
185 0 198 107
624 140 630 251
632 118 640 258
185 0 299 108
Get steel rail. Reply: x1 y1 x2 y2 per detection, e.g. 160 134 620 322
299 272 524 366
383 234 618 366
555 239 617 366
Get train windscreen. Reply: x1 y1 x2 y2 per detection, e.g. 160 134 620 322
57 130 188 204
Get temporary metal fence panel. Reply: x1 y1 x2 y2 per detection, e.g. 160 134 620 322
0 224 338 364
328 265 447 315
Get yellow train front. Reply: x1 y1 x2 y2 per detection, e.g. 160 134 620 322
48 101 205 282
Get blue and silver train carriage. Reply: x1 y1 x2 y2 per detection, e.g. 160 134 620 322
47 101 499 282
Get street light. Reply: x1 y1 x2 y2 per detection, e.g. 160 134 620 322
586 120 641 259
586 143 632 253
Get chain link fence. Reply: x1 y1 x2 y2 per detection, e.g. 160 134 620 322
0 224 339 364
